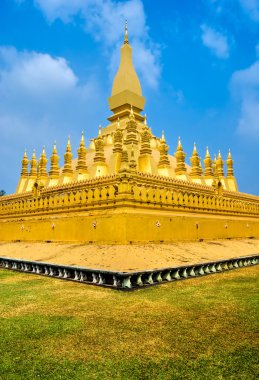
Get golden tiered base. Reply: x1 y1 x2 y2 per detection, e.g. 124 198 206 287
1 172 258 244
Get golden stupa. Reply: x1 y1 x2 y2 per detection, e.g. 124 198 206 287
0 24 258 243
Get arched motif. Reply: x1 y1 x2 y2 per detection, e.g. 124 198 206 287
189 193 194 207
133 185 141 201
160 188 167 205
178 192 184 206
140 187 148 202
74 190 82 204
173 191 178 206
193 194 199 207
183 193 189 207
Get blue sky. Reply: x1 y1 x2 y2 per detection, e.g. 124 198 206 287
0 0 259 195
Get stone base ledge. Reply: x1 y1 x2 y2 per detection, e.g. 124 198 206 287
0 254 258 291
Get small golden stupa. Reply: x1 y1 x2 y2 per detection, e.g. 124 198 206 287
1 23 258 243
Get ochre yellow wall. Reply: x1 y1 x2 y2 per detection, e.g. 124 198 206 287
2 172 258 244
0 209 258 244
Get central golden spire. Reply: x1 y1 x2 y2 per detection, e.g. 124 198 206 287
124 20 129 44
108 21 145 122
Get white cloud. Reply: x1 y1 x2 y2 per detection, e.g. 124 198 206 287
0 46 103 193
201 24 229 59
239 0 259 21
237 96 259 136
33 0 161 89
0 46 100 131
207 0 259 22
231 55 259 138
131 39 161 89
0 47 77 96
34 0 146 44
34 0 87 23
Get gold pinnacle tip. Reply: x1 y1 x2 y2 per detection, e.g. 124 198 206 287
124 20 129 44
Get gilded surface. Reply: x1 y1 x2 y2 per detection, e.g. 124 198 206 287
1 24 258 244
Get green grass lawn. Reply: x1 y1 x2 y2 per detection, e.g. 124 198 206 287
0 266 258 380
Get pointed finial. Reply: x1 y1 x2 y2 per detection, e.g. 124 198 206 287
81 131 85 143
42 145 46 154
193 142 197 153
226 148 234 177
53 141 57 152
203 147 213 177
178 136 182 148
20 148 29 177
117 117 120 129
30 149 37 177
144 114 147 125
65 136 71 153
161 130 165 142
218 150 221 159
124 20 129 44
98 125 102 136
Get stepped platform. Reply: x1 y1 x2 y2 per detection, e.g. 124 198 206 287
0 238 258 272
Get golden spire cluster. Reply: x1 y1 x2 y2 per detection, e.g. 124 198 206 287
16 24 238 194
17 133 90 189
171 135 236 188
17 118 238 194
